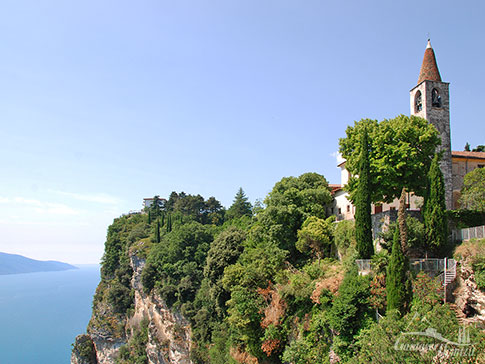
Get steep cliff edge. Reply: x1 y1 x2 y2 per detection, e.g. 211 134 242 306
72 251 192 364
452 238 485 327
452 258 485 326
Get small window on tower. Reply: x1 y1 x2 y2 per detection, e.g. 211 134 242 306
432 88 442 107
415 91 422 112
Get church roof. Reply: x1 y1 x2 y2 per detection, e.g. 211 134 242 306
452 151 485 160
417 40 442 84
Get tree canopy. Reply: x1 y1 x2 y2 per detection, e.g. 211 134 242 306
339 115 440 203
258 172 332 253
459 167 485 212
296 216 335 260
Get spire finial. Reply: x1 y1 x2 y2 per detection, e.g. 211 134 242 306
427 39 432 49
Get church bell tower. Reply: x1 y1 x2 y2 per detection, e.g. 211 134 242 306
410 40 453 209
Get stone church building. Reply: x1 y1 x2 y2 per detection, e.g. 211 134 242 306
329 40 485 221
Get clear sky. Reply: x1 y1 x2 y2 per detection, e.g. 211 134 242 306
1 0 484 264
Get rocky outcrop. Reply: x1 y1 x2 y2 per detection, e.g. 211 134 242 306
129 255 192 364
72 253 193 364
71 334 98 364
452 259 485 326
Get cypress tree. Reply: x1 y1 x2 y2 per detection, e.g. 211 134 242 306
355 128 374 259
166 214 172 233
424 154 447 249
148 210 152 225
386 226 409 314
156 219 161 243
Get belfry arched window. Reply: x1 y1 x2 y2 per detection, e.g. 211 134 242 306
432 88 442 107
415 90 422 112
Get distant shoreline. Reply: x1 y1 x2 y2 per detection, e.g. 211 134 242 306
0 251 80 275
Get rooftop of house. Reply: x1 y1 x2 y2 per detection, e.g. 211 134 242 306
328 184 342 194
451 151 485 160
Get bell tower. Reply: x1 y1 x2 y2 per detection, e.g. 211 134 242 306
410 39 452 209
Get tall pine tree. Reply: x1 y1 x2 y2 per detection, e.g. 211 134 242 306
386 226 409 314
226 188 252 220
355 128 374 259
424 154 447 249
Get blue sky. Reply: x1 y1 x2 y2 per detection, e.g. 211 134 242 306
1 0 484 263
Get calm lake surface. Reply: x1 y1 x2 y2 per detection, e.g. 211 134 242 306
0 265 100 364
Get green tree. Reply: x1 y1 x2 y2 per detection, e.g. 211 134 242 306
472 144 485 152
354 128 374 259
222 238 287 359
203 227 246 315
203 196 225 225
424 154 447 249
328 266 372 360
334 220 356 259
386 227 409 314
149 195 163 218
459 167 485 212
226 187 252 220
155 219 160 243
379 217 425 251
296 216 334 260
141 221 214 312
339 115 440 203
259 172 332 254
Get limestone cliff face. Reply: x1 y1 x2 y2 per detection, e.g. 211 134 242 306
129 255 192 364
71 253 193 364
453 258 485 325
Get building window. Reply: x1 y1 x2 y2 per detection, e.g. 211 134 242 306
478 165 484 168
347 205 350 212
415 90 422 112
338 208 342 215
390 206 396 211
432 88 442 107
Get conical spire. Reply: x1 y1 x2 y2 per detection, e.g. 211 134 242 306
417 39 442 84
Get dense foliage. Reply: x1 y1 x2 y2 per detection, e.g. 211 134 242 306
459 167 485 212
258 172 332 257
339 115 440 203
85 168 484 364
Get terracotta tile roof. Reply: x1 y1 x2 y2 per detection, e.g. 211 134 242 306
452 151 485 160
328 184 342 194
417 40 442 84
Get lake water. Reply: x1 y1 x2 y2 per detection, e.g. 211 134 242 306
0 265 100 364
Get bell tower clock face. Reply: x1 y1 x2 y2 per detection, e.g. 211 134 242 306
415 90 422 112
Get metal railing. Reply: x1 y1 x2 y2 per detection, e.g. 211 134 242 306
356 258 456 276
452 225 485 242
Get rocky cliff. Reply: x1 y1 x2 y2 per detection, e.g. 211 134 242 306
71 252 193 364
453 256 485 326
